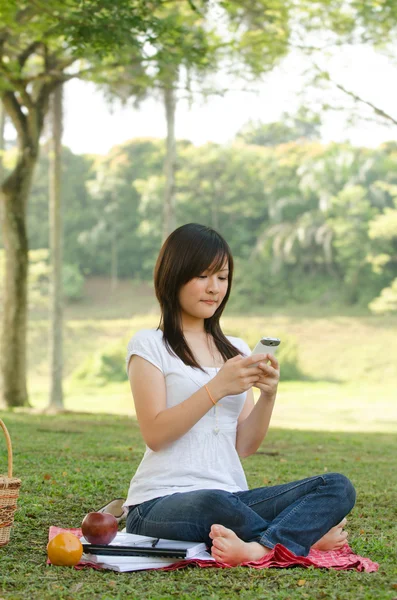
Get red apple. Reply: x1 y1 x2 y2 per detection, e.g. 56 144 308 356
81 512 118 545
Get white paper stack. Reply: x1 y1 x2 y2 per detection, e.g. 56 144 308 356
80 532 215 572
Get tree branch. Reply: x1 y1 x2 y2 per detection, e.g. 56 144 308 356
32 81 53 141
187 0 204 14
333 81 397 127
1 90 28 142
18 41 42 68
59 61 128 83
0 58 36 111
312 63 397 127
15 6 36 25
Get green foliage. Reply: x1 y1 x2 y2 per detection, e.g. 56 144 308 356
79 138 166 278
237 107 322 146
369 277 397 314
369 207 397 240
0 249 50 308
221 0 291 77
28 249 51 307
0 248 84 306
231 257 341 310
62 264 84 301
328 185 376 304
0 0 203 67
25 145 95 270
8 129 397 312
73 340 128 383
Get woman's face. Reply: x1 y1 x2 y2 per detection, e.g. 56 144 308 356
178 259 229 322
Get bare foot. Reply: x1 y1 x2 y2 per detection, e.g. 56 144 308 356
312 518 349 551
209 524 272 566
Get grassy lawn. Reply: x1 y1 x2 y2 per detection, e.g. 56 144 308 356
1 278 397 598
0 411 396 600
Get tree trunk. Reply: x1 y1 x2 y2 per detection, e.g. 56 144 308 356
0 79 55 407
110 228 118 292
211 188 219 230
48 84 64 410
0 101 5 184
211 175 220 231
0 150 36 407
162 84 177 243
0 103 5 408
110 190 118 292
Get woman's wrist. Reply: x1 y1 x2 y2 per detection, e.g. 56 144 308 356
206 378 225 403
258 388 277 403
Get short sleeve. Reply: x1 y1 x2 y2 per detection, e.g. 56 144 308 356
227 335 251 357
126 330 164 375
238 338 252 357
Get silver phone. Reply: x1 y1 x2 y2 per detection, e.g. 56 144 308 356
251 337 280 366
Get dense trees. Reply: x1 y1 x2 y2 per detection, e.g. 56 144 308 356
16 132 397 312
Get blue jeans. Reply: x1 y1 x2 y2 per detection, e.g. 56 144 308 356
126 473 356 557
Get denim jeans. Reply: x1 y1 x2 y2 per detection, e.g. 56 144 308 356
126 473 356 557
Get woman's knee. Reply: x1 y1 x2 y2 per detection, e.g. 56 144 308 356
325 472 356 513
192 489 244 527
193 489 237 511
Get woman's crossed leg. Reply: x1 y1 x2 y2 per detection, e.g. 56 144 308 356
126 473 356 565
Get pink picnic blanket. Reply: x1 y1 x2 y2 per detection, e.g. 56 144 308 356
48 526 378 573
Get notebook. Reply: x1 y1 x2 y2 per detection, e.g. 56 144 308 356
80 532 214 571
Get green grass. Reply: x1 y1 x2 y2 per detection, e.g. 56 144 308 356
0 411 396 600
1 277 397 597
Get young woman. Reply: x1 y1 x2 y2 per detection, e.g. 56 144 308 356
123 223 355 565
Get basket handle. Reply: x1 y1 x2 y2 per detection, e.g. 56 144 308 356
0 419 13 478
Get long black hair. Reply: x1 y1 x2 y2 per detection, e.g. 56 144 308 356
154 223 244 371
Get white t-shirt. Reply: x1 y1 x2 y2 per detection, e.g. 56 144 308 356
123 328 252 506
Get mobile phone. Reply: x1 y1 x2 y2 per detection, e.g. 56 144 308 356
251 337 280 365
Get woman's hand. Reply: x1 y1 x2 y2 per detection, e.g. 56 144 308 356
253 354 280 398
210 354 267 399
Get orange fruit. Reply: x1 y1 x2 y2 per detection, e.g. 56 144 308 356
47 532 83 566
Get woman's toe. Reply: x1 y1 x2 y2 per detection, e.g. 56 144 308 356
213 538 226 550
211 548 223 561
337 517 347 529
210 525 222 538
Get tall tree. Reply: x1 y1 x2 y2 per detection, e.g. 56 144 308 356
0 101 4 407
162 76 177 242
0 0 204 407
0 101 4 183
98 2 219 243
48 84 64 410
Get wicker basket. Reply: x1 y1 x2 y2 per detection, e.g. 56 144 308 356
0 419 21 546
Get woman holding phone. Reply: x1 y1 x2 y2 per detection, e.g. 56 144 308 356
123 223 355 565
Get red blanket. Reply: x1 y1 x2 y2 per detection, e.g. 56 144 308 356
48 526 378 573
